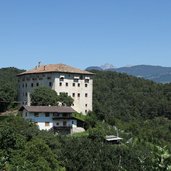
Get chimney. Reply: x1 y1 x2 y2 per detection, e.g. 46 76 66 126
38 61 41 68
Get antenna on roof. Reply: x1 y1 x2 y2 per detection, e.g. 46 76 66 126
38 61 41 68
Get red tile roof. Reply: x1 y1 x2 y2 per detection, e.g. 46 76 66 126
18 64 94 76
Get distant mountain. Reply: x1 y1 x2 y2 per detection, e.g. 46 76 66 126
86 64 171 83
86 66 103 71
100 63 115 70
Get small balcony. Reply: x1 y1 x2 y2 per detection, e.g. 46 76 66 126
52 113 72 119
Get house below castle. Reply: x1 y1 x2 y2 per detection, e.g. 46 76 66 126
19 105 85 134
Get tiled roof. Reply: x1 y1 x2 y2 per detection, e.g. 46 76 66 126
18 64 94 76
19 105 76 113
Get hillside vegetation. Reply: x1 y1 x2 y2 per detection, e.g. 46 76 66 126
0 67 25 111
1 68 171 170
93 70 171 123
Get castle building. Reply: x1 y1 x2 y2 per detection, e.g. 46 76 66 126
17 64 94 115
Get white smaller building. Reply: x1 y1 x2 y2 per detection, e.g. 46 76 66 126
19 105 85 134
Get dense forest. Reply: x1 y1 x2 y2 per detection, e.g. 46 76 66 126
1 68 171 170
0 67 25 111
93 70 171 122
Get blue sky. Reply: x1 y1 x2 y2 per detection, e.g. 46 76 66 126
0 0 171 69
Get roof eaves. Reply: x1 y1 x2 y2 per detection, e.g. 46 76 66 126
17 70 94 76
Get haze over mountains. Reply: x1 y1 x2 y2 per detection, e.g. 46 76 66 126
86 64 171 83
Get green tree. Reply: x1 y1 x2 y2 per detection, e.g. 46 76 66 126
0 67 25 112
58 92 74 106
30 87 58 106
0 116 64 171
31 87 74 107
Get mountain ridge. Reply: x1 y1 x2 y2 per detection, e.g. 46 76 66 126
86 64 171 83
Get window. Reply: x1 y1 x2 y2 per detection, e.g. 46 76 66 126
34 113 39 117
31 83 34 87
47 77 51 80
60 77 64 81
85 110 88 113
72 93 75 97
74 79 78 82
59 82 62 86
85 84 88 87
45 122 50 126
56 122 59 126
63 113 67 117
78 83 80 87
85 104 88 107
73 83 75 87
25 112 27 117
25 83 27 87
78 93 80 97
36 83 39 87
66 82 68 86
63 121 67 126
45 113 50 117
22 84 24 88
85 79 89 83
53 113 59 117
25 92 27 97
85 93 88 97
74 76 79 80
49 82 52 87
72 120 74 124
